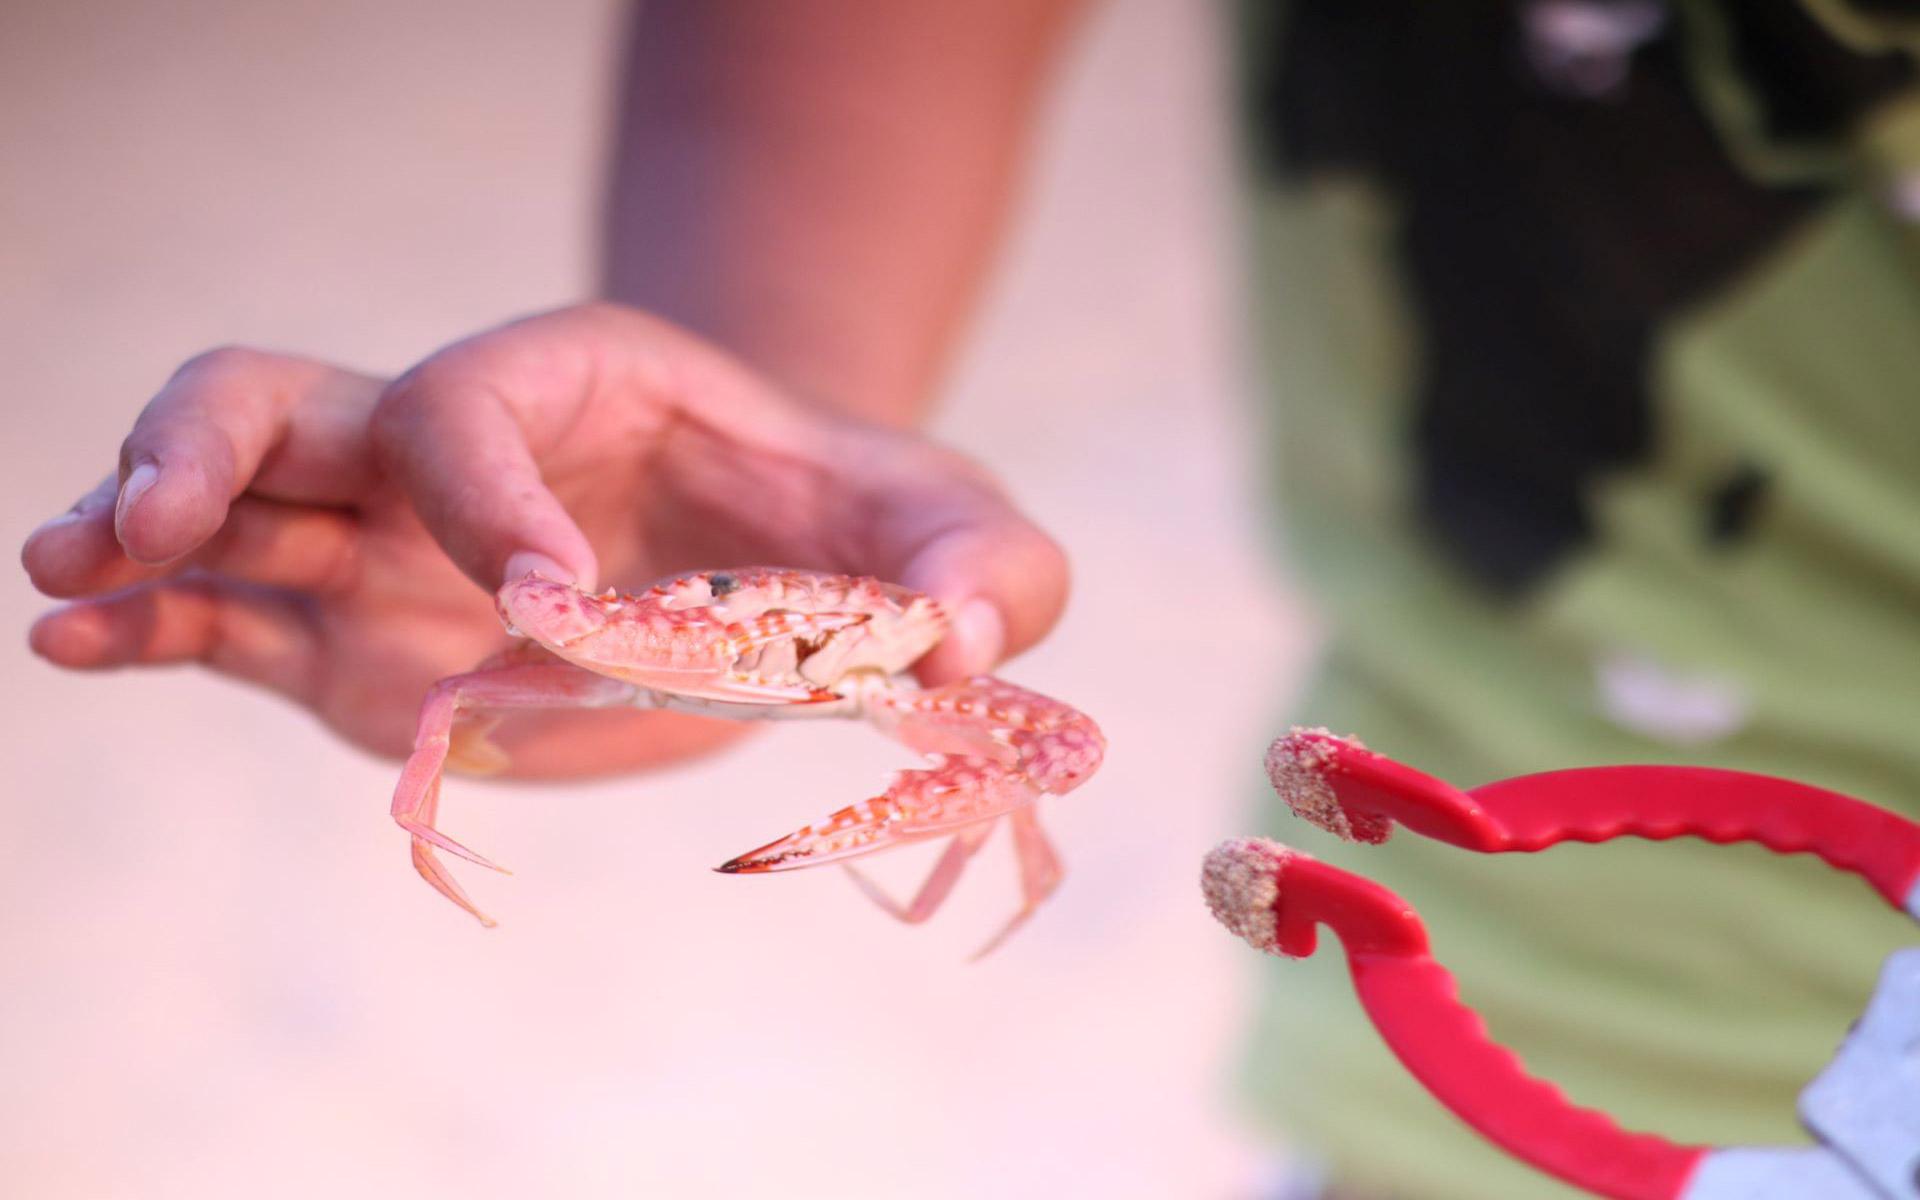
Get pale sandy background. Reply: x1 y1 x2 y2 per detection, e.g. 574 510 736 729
2 1 1317 1196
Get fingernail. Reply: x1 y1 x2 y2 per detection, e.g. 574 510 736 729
951 599 1006 675
29 510 84 538
503 550 575 587
113 462 159 542
30 487 112 540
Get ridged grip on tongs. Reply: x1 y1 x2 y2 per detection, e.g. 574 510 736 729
1206 731 1920 1200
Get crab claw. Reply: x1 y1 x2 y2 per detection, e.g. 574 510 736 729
713 750 1047 875
717 676 1104 953
719 677 1103 873
717 793 920 875
714 748 1047 874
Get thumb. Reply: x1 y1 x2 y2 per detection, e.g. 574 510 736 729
889 500 1069 684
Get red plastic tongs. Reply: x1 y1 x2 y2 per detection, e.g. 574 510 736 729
1202 728 1920 1200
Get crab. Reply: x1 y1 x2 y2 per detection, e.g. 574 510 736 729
391 567 1106 954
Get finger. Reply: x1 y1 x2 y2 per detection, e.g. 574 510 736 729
114 348 382 564
849 447 1069 682
20 474 117 589
369 323 602 591
373 304 851 593
28 579 322 704
26 494 361 599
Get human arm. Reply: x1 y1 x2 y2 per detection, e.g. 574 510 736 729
606 0 1085 426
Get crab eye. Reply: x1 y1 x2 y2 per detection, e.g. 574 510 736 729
708 572 740 599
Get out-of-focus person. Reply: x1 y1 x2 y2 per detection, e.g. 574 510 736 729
1237 2 1920 1196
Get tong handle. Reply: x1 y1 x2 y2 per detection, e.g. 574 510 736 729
1251 850 1706 1200
1356 953 1704 1200
1470 767 1920 911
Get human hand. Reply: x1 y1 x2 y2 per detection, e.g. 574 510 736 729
22 303 1068 776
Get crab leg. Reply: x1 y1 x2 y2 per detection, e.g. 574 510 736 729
970 806 1064 960
843 820 998 924
845 807 1061 958
716 676 1104 950
393 651 637 925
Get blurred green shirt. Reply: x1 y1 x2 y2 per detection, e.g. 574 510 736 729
1240 3 1920 1196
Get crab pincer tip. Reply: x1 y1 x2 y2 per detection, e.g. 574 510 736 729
1201 837 1296 956
714 851 782 875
